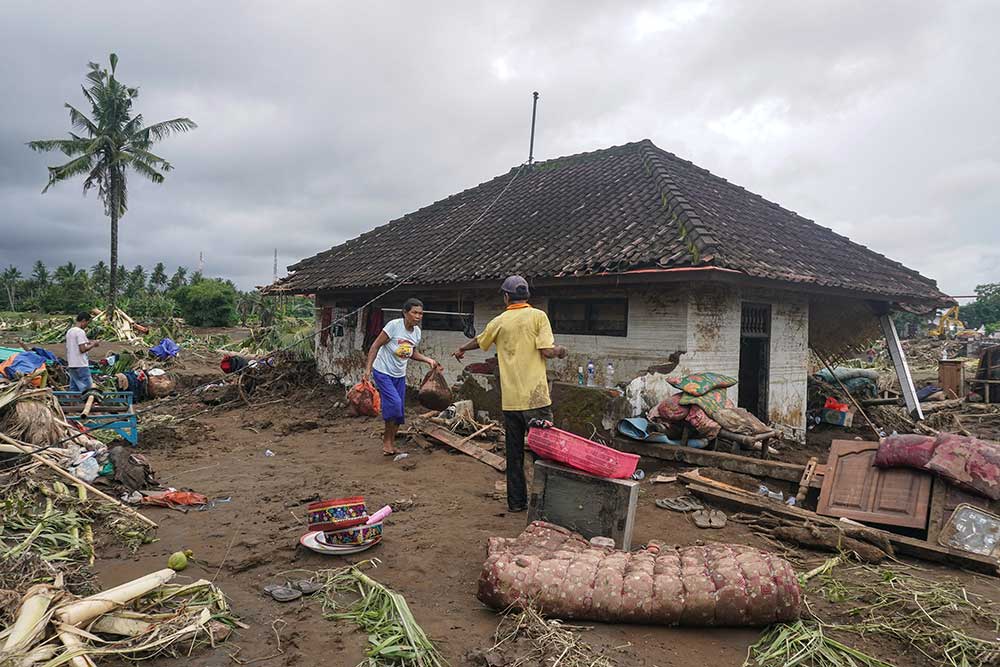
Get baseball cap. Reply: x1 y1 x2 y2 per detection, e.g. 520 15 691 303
500 275 530 299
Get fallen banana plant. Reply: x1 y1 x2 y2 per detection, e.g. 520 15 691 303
313 560 447 667
0 569 239 666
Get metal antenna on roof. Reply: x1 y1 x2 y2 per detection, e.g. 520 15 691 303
528 91 539 166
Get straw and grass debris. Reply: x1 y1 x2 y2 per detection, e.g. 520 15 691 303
813 565 1000 667
312 560 447 667
489 604 617 667
744 620 892 667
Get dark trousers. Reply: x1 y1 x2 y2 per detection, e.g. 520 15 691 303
502 406 553 511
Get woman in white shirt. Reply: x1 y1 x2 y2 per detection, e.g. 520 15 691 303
363 298 440 455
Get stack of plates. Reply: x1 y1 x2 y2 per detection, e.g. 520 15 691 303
299 530 382 555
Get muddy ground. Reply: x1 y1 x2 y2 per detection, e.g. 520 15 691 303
4 330 998 666
91 386 996 667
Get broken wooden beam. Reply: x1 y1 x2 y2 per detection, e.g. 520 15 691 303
419 425 506 472
685 481 998 576
612 436 805 482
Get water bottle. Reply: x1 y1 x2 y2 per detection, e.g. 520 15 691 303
605 362 615 388
586 360 595 387
577 366 584 386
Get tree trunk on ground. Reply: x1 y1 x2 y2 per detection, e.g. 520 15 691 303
108 174 119 315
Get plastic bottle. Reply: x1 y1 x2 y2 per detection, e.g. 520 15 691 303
577 366 585 386
586 360 596 387
605 362 615 388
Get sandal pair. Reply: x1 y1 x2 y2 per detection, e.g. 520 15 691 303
263 579 323 602
654 496 703 512
692 509 727 529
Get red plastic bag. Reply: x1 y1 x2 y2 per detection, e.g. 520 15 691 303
824 396 850 412
347 379 381 417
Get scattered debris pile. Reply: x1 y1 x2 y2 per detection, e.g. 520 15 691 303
0 569 238 667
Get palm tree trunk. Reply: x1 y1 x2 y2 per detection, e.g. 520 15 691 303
108 173 119 315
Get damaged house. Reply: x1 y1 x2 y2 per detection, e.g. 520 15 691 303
273 139 950 442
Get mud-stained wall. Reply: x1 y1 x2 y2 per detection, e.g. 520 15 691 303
680 285 742 404
314 283 809 441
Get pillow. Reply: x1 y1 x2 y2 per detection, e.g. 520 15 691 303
667 372 738 397
649 394 689 422
678 388 728 417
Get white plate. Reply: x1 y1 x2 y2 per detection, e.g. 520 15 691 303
299 531 381 555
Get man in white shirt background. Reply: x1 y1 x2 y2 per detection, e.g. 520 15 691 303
66 312 99 393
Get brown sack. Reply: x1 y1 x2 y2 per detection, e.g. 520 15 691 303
418 368 452 411
146 373 176 398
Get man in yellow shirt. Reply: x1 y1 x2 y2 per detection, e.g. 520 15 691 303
453 276 567 512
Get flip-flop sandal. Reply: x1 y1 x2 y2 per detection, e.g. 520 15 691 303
290 580 323 595
692 509 712 529
709 509 727 529
655 496 703 512
267 585 302 602
383 450 399 456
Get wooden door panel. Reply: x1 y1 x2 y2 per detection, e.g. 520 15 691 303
817 440 932 529
825 451 875 512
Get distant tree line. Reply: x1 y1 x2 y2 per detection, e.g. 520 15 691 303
0 260 312 328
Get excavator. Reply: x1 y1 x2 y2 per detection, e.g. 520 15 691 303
928 305 977 339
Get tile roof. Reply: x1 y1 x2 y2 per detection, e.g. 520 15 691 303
276 139 949 304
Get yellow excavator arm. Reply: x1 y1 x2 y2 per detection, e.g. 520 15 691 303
929 305 967 338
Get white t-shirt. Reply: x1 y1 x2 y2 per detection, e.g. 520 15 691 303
373 318 421 378
65 326 90 368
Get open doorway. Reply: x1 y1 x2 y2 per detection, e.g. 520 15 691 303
739 302 771 422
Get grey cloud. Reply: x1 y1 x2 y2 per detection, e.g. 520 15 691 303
1 0 997 296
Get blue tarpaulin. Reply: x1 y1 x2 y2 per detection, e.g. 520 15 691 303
3 351 50 379
149 338 180 360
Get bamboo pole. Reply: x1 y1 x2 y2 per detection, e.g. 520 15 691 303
0 432 157 528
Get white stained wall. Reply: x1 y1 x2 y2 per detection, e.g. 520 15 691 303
314 282 809 440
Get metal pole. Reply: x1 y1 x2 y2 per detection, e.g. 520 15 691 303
528 91 539 165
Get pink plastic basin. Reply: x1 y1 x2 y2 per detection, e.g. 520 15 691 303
527 427 639 479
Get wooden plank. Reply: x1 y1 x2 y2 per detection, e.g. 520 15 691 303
612 436 805 482
419 425 506 472
685 482 999 576
817 440 932 529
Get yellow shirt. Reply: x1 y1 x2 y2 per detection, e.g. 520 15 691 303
477 304 555 411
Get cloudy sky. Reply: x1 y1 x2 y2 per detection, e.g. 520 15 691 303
1 1 997 295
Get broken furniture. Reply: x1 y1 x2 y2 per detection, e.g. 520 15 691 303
817 440 932 529
527 460 639 549
477 521 801 625
938 358 966 399
54 390 138 445
682 473 999 575
972 344 1000 404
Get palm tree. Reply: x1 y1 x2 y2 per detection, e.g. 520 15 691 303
30 261 50 296
1 266 22 310
91 260 110 294
168 266 188 291
54 262 78 285
28 54 196 313
149 262 167 292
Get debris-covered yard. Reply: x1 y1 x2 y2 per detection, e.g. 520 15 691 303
0 323 997 667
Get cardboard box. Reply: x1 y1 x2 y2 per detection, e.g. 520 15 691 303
822 408 854 427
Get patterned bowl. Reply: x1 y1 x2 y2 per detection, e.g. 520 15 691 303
307 496 368 532
322 521 383 546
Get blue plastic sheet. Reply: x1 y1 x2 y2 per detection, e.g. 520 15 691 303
149 338 180 360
